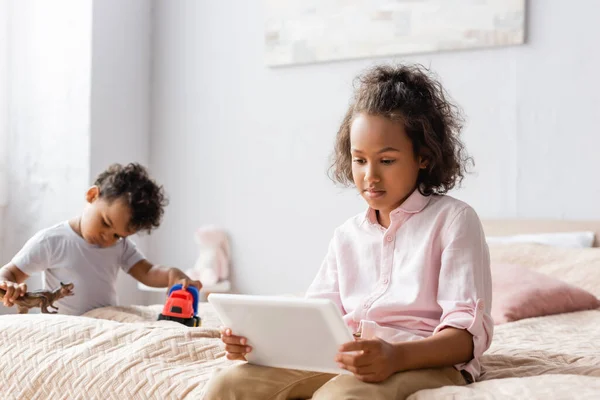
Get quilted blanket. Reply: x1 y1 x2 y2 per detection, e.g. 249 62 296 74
2 305 599 399
0 304 236 399
2 244 600 399
410 309 600 399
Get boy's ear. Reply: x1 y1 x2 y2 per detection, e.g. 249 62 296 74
85 186 100 203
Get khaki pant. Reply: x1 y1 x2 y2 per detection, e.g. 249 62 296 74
203 364 466 400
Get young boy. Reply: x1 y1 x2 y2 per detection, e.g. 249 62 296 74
0 163 201 315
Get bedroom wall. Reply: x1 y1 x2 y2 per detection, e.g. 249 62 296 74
148 0 600 297
90 0 153 306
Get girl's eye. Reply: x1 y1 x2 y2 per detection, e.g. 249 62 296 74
102 219 109 227
381 159 395 165
352 159 366 164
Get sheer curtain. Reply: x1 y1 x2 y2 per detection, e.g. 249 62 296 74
0 1 8 259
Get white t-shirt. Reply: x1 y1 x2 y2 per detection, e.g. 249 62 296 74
11 221 145 315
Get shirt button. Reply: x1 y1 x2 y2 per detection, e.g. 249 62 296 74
386 235 393 242
363 303 369 309
478 302 485 311
383 278 389 284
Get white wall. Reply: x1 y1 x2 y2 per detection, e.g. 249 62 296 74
150 0 358 297
90 0 153 306
149 0 600 297
0 0 92 313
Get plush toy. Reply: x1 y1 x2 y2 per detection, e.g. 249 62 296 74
185 226 230 286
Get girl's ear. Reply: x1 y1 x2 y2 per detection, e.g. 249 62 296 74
417 146 431 170
86 186 100 203
418 154 430 170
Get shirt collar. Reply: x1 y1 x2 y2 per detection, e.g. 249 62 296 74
361 188 431 226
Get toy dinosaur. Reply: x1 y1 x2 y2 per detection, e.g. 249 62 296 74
0 282 74 314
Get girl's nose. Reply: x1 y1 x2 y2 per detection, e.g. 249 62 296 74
364 167 380 183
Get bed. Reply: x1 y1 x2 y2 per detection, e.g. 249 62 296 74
1 220 600 399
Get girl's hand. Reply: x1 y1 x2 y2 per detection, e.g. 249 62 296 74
220 328 252 361
167 268 202 291
0 281 27 307
335 338 400 383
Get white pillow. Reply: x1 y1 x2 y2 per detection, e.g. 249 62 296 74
486 231 595 249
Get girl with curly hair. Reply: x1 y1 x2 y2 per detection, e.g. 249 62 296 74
207 64 492 400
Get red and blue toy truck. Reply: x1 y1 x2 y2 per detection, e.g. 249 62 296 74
157 284 201 327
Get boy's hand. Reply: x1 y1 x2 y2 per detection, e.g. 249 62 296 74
167 268 202 291
220 328 252 361
336 338 399 383
0 281 27 307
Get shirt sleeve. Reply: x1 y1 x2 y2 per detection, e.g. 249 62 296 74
304 232 345 315
434 206 494 377
119 238 146 273
11 231 51 275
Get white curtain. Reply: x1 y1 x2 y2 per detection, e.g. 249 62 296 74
0 1 8 259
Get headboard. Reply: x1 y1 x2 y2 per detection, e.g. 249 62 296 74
482 219 600 248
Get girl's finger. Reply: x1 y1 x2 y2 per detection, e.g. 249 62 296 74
335 352 371 367
221 335 247 345
355 373 379 383
226 353 247 361
225 344 252 354
352 364 378 376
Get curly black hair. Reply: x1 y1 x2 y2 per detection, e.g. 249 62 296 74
330 64 473 195
94 163 168 234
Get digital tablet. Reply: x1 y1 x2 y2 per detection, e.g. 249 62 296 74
207 293 354 374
